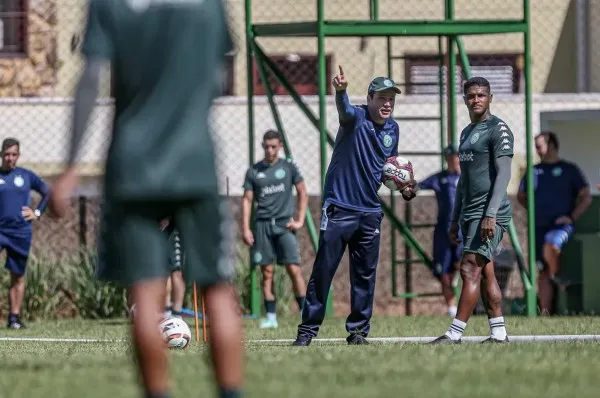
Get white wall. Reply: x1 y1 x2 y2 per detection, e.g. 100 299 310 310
3 94 600 196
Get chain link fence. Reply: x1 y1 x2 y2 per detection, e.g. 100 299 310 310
1 0 598 315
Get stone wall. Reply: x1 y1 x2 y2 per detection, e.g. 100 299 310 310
0 0 58 97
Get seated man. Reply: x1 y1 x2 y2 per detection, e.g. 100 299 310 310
518 131 591 315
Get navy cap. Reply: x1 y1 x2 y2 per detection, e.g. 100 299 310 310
444 145 458 156
368 77 402 94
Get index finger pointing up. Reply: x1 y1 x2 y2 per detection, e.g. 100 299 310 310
338 65 344 76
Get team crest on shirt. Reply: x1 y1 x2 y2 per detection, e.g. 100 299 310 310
382 134 393 148
274 168 286 180
13 175 24 187
552 167 563 177
470 132 480 144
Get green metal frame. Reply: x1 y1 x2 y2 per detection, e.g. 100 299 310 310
245 0 537 317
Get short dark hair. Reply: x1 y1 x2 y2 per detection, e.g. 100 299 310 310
536 130 559 150
1 137 20 153
263 129 283 143
463 77 491 95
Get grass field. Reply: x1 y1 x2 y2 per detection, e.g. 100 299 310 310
1 315 600 397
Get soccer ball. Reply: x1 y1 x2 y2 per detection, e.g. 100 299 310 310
159 316 192 349
382 156 414 191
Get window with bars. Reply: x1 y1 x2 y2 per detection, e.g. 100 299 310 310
404 54 523 95
253 54 333 96
0 0 27 56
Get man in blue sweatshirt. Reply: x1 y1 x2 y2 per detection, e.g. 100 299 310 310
0 138 49 329
293 67 416 346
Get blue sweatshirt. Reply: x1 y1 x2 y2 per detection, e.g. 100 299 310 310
322 90 399 212
0 167 50 230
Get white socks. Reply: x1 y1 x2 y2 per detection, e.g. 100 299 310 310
444 318 467 341
489 316 507 340
266 312 277 321
444 316 507 341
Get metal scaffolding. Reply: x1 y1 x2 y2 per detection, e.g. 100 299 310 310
244 0 537 317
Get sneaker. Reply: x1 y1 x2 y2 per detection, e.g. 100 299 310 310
7 317 26 330
292 335 312 347
429 335 461 345
481 336 509 344
259 317 279 329
346 334 369 345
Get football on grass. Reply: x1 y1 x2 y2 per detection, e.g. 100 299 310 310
382 156 414 191
160 316 191 349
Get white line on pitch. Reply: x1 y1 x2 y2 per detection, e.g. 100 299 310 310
249 335 600 344
0 337 126 343
2 335 600 344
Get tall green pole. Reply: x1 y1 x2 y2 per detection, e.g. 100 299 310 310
317 0 334 317
438 35 447 169
445 0 458 147
245 0 261 317
386 36 398 296
524 0 537 317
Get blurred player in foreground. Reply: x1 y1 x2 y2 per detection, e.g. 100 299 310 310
0 138 49 329
160 217 186 319
49 1 244 397
517 131 591 315
293 67 417 346
241 130 308 329
417 145 462 317
431 77 514 344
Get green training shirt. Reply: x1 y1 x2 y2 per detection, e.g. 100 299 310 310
82 0 234 200
243 158 304 220
457 114 514 225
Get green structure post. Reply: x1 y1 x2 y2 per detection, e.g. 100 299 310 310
445 0 458 147
317 0 335 317
245 0 261 317
438 35 447 167
245 0 531 315
386 37 399 297
523 0 537 316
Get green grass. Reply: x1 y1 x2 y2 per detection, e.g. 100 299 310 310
2 316 600 397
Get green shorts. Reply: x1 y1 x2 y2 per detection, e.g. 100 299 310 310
462 219 507 262
251 218 301 266
96 194 236 288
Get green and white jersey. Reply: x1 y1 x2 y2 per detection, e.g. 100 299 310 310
457 115 514 225
243 158 304 220
82 0 234 200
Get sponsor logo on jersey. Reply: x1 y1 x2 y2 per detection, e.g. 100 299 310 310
260 183 286 197
459 151 474 162
256 172 266 179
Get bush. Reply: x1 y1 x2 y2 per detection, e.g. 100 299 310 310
0 244 294 320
